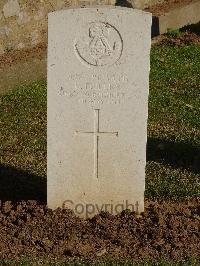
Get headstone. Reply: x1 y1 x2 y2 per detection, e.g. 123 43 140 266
48 6 151 218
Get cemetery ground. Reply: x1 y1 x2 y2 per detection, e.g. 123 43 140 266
0 33 200 265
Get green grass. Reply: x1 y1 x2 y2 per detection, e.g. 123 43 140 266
150 45 200 131
0 82 46 177
0 44 200 201
146 44 200 199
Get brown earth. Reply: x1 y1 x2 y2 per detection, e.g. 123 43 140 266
147 0 198 16
0 198 199 262
153 32 200 46
0 43 47 70
0 43 47 95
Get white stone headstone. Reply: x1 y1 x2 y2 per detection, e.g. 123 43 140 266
48 6 151 218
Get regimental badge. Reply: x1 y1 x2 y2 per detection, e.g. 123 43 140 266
74 22 123 67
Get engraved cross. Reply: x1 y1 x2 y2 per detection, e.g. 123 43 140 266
75 109 118 178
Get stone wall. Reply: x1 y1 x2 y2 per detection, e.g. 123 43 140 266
0 0 164 55
133 0 164 9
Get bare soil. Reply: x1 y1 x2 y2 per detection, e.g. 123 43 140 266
0 43 47 95
147 0 198 16
0 43 47 70
153 32 200 46
0 199 199 262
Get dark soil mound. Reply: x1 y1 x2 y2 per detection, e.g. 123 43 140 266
160 32 200 46
0 199 199 262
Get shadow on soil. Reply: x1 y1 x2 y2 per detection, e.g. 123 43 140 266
115 0 133 8
181 22 200 35
0 165 46 203
147 138 200 173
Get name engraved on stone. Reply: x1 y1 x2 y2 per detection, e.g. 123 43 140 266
75 109 118 178
74 22 123 67
59 73 129 106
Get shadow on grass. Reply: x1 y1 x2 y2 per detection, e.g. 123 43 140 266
0 139 199 203
0 164 46 203
147 138 200 173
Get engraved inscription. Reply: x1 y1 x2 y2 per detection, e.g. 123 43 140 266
75 109 118 178
75 22 123 67
59 73 129 106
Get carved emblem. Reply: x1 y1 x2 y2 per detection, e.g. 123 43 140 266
75 22 123 67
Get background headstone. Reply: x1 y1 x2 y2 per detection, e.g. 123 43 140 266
48 6 152 217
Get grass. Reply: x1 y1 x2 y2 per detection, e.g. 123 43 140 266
0 82 46 177
146 44 200 199
0 82 47 201
0 44 200 201
146 45 200 198
149 45 200 132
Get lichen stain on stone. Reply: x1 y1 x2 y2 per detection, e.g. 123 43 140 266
17 11 31 25
34 8 46 21
16 42 25 50
30 30 40 46
3 0 21 18
0 11 3 21
0 0 118 55
0 26 12 36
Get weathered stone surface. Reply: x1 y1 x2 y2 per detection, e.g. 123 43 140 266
159 1 200 34
30 30 40 45
0 41 5 54
0 25 12 36
3 0 20 18
130 0 165 9
17 11 30 25
34 7 46 21
0 11 3 20
48 6 151 217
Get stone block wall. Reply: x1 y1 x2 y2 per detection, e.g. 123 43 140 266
0 0 164 55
